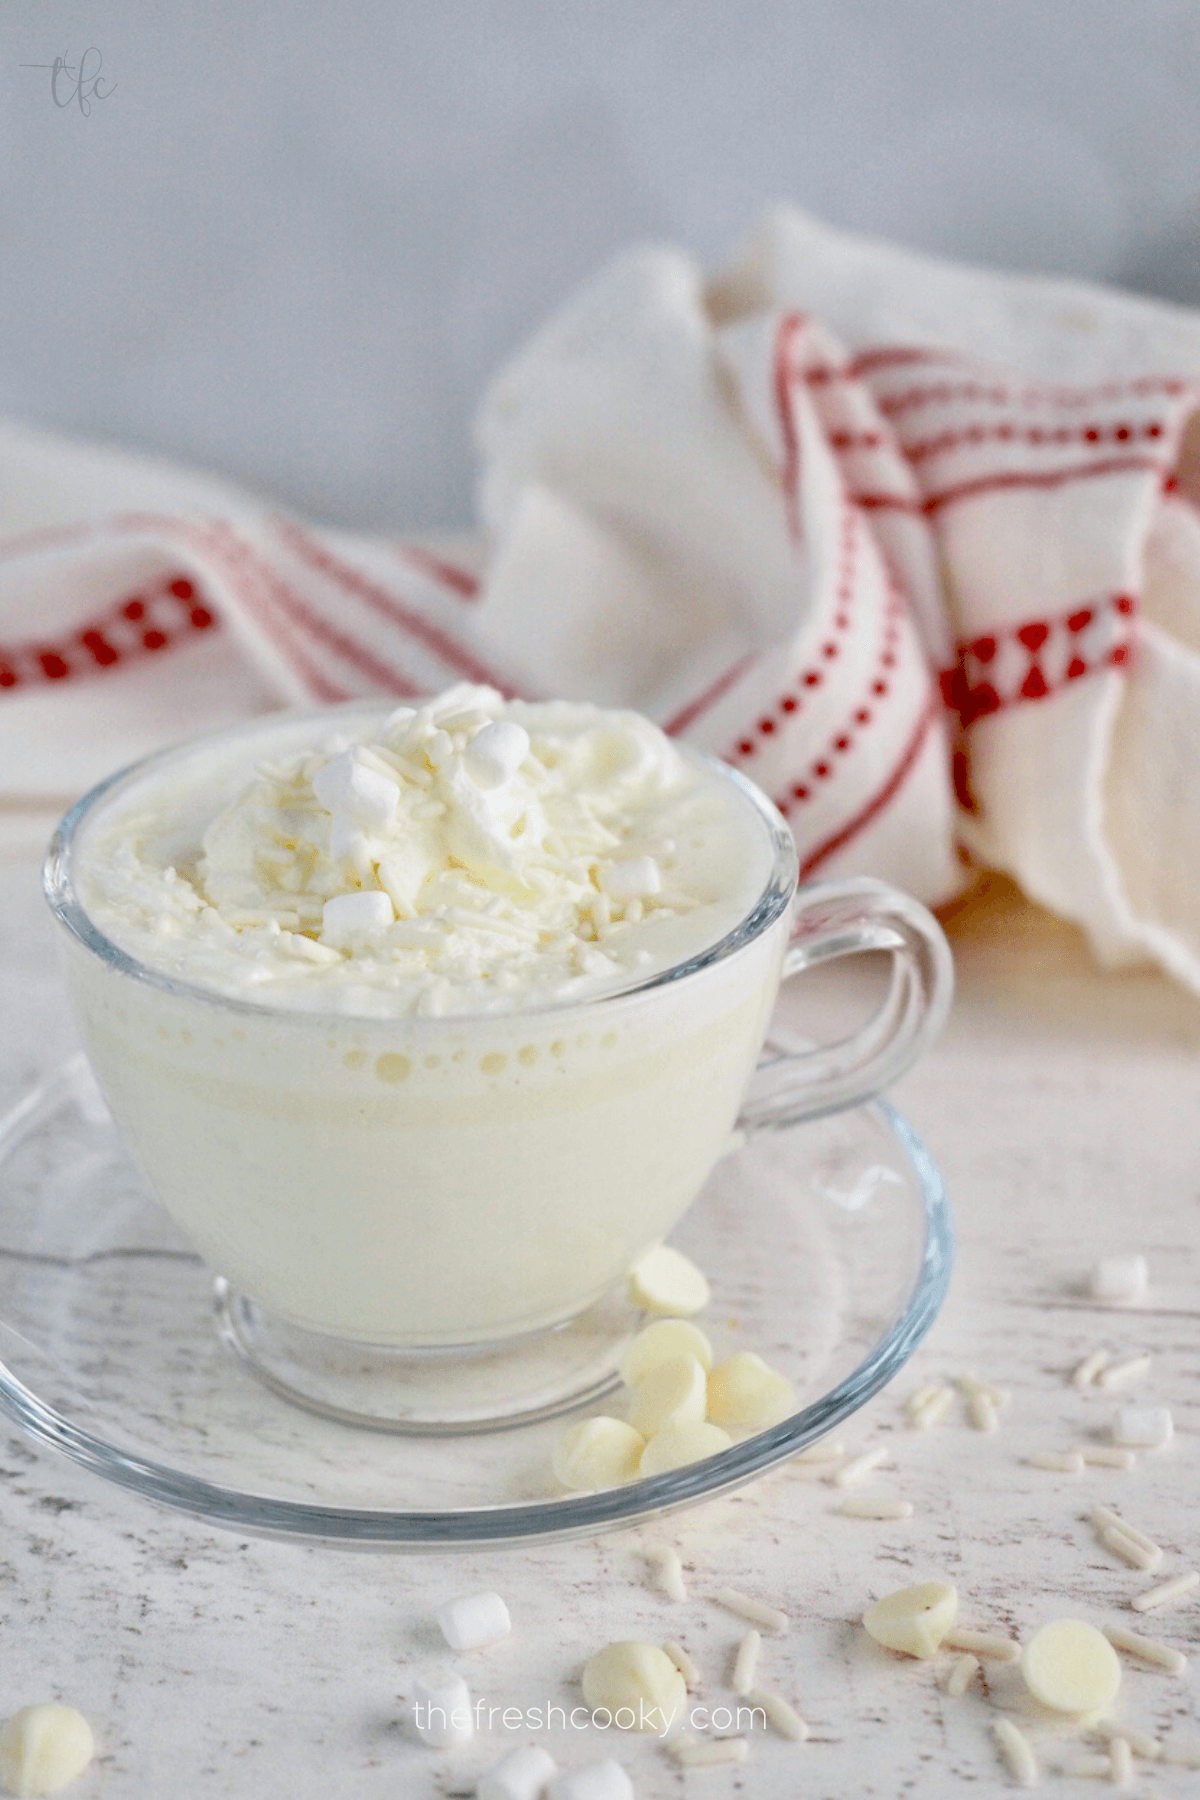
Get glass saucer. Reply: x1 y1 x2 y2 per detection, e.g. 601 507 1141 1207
0 1055 951 1549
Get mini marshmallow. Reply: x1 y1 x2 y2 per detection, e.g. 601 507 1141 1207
0 1705 94 1797
313 750 400 827
581 1642 686 1734
1022 1620 1122 1715
411 1666 474 1746
553 1418 645 1491
705 1353 795 1432
627 1354 707 1437
1112 1405 1173 1448
321 890 395 945
628 1246 710 1317
1089 1255 1148 1304
619 1320 713 1387
436 1591 511 1652
862 1581 958 1659
545 1760 634 1800
599 857 661 902
465 721 530 789
638 1420 731 1476
477 1744 558 1800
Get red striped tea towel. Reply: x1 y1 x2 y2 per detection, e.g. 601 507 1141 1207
3 205 1200 995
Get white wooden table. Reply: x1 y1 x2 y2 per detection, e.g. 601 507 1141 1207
1 855 1197 1798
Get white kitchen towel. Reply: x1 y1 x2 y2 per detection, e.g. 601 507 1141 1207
4 205 1200 993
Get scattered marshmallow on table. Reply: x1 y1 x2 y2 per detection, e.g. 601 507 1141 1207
618 1321 713 1387
1021 1620 1122 1715
638 1420 731 1477
477 1744 558 1800
0 1705 94 1798
552 1418 645 1491
627 1354 707 1437
1112 1404 1173 1448
705 1353 795 1432
435 1591 511 1652
411 1666 474 1746
545 1759 634 1800
627 1246 710 1317
862 1582 958 1659
580 1642 686 1733
1089 1255 1148 1304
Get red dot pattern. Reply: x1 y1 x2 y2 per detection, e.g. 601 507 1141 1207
938 591 1138 730
0 572 217 695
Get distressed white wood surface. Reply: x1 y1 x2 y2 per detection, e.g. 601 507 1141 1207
1 860 1197 1798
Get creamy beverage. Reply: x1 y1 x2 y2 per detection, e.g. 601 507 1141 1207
51 688 788 1345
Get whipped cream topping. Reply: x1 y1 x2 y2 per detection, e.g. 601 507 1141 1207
75 686 772 1016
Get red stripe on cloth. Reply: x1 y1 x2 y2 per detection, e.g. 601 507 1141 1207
662 653 757 737
273 516 516 693
921 455 1169 513
390 542 480 600
795 691 940 880
878 373 1189 420
904 418 1167 465
850 347 967 377
773 313 808 544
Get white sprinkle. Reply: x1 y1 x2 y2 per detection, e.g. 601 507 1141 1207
1131 1569 1200 1613
993 1717 1039 1787
1072 1348 1112 1389
1103 1623 1188 1674
1077 1446 1136 1471
1097 1354 1153 1391
958 1372 1009 1408
1090 1506 1160 1557
1109 1736 1133 1786
1093 1720 1161 1760
795 1438 846 1463
1059 1752 1112 1778
943 1628 1021 1663
435 1591 511 1652
1101 1525 1161 1571
1161 1740 1200 1768
968 1392 999 1434
670 1737 749 1766
833 1446 890 1487
646 1545 687 1603
905 1384 941 1417
1089 1255 1148 1304
1026 1450 1084 1473
913 1387 955 1430
837 1495 914 1520
731 1631 760 1696
944 1654 979 1697
1111 1404 1173 1448
745 1686 809 1742
662 1640 701 1689
713 1587 789 1635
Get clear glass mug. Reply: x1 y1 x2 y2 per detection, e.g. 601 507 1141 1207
45 709 952 1430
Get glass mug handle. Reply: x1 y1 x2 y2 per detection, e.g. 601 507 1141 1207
737 876 954 1131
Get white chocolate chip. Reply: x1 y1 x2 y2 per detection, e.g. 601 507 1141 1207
321 889 395 945
411 1666 474 1746
545 1759 634 1800
619 1321 712 1387
599 857 661 902
628 1246 710 1317
552 1418 645 1491
862 1581 958 1659
0 1705 94 1798
705 1353 795 1432
580 1642 686 1735
638 1420 731 1477
477 1744 558 1800
628 1354 707 1437
464 721 531 789
1022 1620 1122 1715
435 1591 511 1652
1089 1255 1148 1304
1111 1404 1172 1448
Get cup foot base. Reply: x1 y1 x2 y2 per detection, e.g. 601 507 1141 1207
212 1280 636 1436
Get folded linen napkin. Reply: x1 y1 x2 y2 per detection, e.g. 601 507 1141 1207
4 205 1200 995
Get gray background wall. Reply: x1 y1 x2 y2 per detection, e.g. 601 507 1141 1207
2 1 1198 533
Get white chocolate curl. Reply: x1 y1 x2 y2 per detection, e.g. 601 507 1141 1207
580 1641 687 1734
0 1705 94 1797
